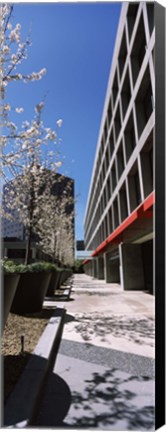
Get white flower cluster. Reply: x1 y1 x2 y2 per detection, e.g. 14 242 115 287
45 129 57 141
54 161 63 168
15 107 24 114
3 104 11 111
9 23 21 43
25 69 47 82
57 119 63 128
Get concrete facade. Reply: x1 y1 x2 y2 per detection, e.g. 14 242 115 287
84 3 154 293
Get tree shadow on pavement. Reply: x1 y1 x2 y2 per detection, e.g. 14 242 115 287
61 369 154 430
73 314 154 346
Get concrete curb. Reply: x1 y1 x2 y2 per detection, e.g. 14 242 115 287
4 306 66 428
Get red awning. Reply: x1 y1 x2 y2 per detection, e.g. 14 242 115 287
83 191 154 265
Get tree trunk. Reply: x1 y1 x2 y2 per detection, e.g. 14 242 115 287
24 172 34 265
25 223 33 265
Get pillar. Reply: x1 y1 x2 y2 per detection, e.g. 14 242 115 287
119 243 145 290
92 258 97 278
104 251 120 283
97 256 104 279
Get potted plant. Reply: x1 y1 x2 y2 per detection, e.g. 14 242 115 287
10 262 53 314
60 267 72 286
1 260 20 330
46 263 60 297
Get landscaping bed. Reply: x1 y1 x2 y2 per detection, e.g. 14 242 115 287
1 308 54 403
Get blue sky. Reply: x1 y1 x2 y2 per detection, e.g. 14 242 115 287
7 2 122 241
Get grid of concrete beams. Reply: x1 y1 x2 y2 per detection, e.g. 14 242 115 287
84 2 154 253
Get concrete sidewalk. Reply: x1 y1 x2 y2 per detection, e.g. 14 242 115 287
35 274 155 430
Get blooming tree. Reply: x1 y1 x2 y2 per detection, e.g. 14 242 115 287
36 175 75 266
3 101 64 264
0 3 47 185
1 4 75 266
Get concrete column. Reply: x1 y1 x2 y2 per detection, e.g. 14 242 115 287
92 258 97 278
84 262 91 276
88 261 93 277
97 256 104 279
119 243 145 290
89 261 93 277
104 251 120 283
141 240 153 293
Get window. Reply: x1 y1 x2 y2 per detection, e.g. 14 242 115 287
127 3 139 41
130 13 147 86
135 65 153 138
118 30 128 79
124 111 136 162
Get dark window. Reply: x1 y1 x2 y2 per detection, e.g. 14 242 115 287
118 30 128 79
127 3 139 41
131 13 147 86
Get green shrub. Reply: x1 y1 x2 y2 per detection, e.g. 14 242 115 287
23 262 57 273
1 261 17 273
4 260 15 267
14 264 28 273
1 260 60 274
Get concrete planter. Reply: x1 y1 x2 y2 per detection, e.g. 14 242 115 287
46 271 61 296
47 269 72 296
3 273 20 329
61 269 72 285
11 272 51 314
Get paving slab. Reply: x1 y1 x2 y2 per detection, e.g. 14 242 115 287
35 274 155 430
60 275 155 358
35 350 155 430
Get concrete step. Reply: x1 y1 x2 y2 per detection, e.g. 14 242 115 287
4 307 66 428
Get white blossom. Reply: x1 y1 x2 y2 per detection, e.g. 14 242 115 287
2 45 10 55
7 22 12 30
15 107 24 114
3 104 11 111
2 4 10 17
54 161 63 168
45 131 57 141
56 119 63 128
11 54 17 62
39 68 47 76
22 141 29 150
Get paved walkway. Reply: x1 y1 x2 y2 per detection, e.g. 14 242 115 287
35 274 155 430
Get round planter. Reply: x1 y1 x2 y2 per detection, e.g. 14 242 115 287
57 270 64 289
3 273 20 329
46 271 60 296
61 270 72 286
11 272 51 314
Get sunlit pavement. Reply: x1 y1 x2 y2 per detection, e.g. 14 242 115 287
36 274 155 430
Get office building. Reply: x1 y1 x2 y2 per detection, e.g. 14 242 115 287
84 2 154 293
2 172 75 264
